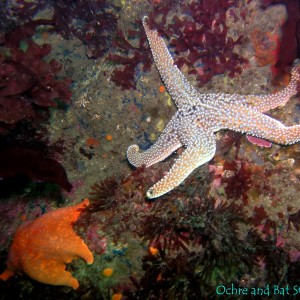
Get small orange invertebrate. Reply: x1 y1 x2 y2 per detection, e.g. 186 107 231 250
149 246 159 256
106 134 113 141
86 137 100 148
159 85 165 93
112 293 122 300
103 268 114 277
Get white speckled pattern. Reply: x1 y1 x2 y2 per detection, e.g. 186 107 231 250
127 16 300 199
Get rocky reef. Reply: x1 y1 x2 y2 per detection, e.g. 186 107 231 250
1 0 300 299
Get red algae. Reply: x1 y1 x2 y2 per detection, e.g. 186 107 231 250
0 21 71 134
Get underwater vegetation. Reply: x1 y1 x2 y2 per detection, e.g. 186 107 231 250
0 20 71 134
0 147 72 193
1 0 300 299
73 163 300 298
1 159 300 298
0 0 122 192
1 0 119 60
108 0 248 89
3 0 299 92
50 0 120 59
148 0 248 87
107 25 153 90
0 18 72 195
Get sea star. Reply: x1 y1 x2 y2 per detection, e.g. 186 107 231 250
0 199 93 289
127 16 300 199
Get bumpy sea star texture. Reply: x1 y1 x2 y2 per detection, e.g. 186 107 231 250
0 199 93 289
127 17 300 199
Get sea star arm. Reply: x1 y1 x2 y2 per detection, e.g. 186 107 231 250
146 129 216 199
127 115 182 167
142 16 198 107
225 103 300 145
24 258 80 290
243 62 300 112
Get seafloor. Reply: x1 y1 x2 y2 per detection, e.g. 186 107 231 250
0 0 300 299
